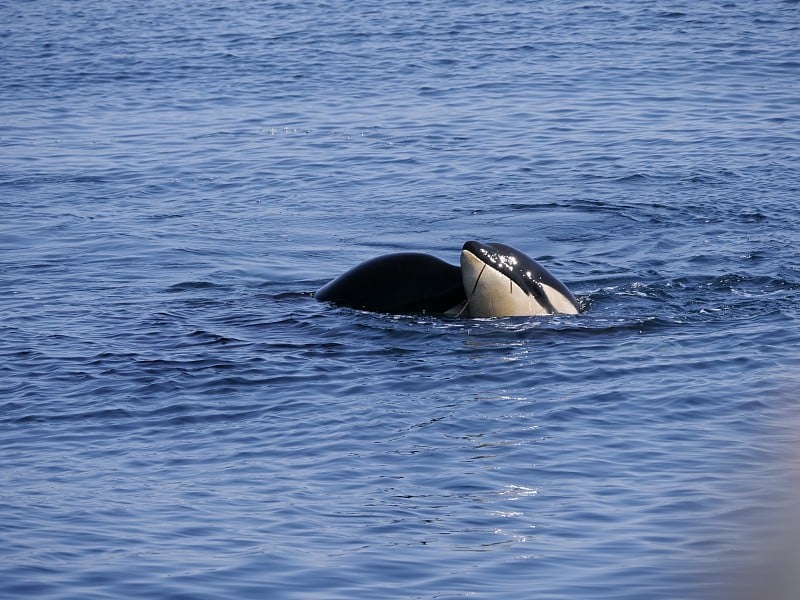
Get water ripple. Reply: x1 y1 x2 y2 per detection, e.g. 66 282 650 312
1 0 799 598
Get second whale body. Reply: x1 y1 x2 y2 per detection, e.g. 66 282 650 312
316 241 580 318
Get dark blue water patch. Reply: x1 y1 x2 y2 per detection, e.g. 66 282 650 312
2 0 800 598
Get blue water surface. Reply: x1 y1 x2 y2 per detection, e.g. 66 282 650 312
2 1 800 598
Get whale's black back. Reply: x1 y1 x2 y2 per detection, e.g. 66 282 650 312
316 252 465 314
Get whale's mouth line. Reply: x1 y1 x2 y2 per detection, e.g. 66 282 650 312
455 260 487 318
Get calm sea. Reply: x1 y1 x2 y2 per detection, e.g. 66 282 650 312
2 1 799 598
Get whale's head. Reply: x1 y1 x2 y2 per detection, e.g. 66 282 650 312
459 241 580 317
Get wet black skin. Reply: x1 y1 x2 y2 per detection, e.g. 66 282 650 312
315 252 466 314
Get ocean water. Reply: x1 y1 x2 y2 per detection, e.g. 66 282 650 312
2 1 799 598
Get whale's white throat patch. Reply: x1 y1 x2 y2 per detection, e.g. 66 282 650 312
460 247 579 317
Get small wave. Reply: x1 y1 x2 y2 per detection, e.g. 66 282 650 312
613 172 651 183
738 211 768 223
166 281 226 292
274 290 316 300
13 407 132 425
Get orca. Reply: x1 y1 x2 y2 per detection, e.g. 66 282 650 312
316 241 580 317
315 252 465 314
459 241 580 317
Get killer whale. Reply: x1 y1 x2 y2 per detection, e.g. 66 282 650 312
316 241 580 317
315 252 465 314
460 241 579 317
